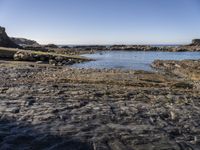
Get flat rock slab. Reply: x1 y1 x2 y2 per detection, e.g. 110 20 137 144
0 60 199 150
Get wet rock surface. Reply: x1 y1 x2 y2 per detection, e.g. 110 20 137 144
0 60 200 150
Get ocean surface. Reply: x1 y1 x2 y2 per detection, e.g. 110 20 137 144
72 51 200 71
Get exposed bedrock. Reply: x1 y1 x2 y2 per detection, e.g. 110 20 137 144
11 37 40 47
0 60 199 149
0 26 20 48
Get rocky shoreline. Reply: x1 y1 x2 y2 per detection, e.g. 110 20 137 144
1 26 200 56
26 41 200 56
23 42 200 56
1 26 200 149
0 58 200 149
0 47 92 66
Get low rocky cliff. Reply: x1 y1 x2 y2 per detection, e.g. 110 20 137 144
174 39 200 51
191 39 200 46
0 26 20 48
11 37 40 47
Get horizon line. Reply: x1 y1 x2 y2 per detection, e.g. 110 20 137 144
38 43 189 46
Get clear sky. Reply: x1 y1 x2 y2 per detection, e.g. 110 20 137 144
0 0 200 45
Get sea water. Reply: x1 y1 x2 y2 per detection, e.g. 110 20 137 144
73 51 200 71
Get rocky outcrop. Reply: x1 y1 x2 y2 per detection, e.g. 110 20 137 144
14 51 37 61
0 26 20 48
73 45 107 50
11 37 40 47
61 45 70 49
10 37 47 51
152 59 200 80
109 45 163 51
173 39 200 52
13 50 90 65
191 39 200 46
44 44 59 48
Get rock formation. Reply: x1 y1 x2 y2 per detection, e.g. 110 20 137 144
0 59 200 149
174 39 200 51
0 26 20 48
109 45 163 51
11 37 40 47
44 44 59 48
191 39 200 46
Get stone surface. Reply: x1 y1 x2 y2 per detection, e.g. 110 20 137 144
152 59 200 80
0 60 199 149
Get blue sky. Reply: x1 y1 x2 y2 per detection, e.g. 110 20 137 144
0 0 200 44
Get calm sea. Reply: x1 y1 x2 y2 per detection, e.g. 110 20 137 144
73 51 200 71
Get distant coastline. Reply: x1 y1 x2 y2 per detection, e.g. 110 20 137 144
57 44 182 48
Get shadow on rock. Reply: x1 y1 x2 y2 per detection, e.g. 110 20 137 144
0 118 93 150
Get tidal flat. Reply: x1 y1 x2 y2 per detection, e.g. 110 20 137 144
0 58 200 150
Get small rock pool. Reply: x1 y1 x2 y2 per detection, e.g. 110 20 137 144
72 51 200 71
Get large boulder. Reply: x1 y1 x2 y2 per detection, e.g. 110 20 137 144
14 51 35 61
0 26 20 48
